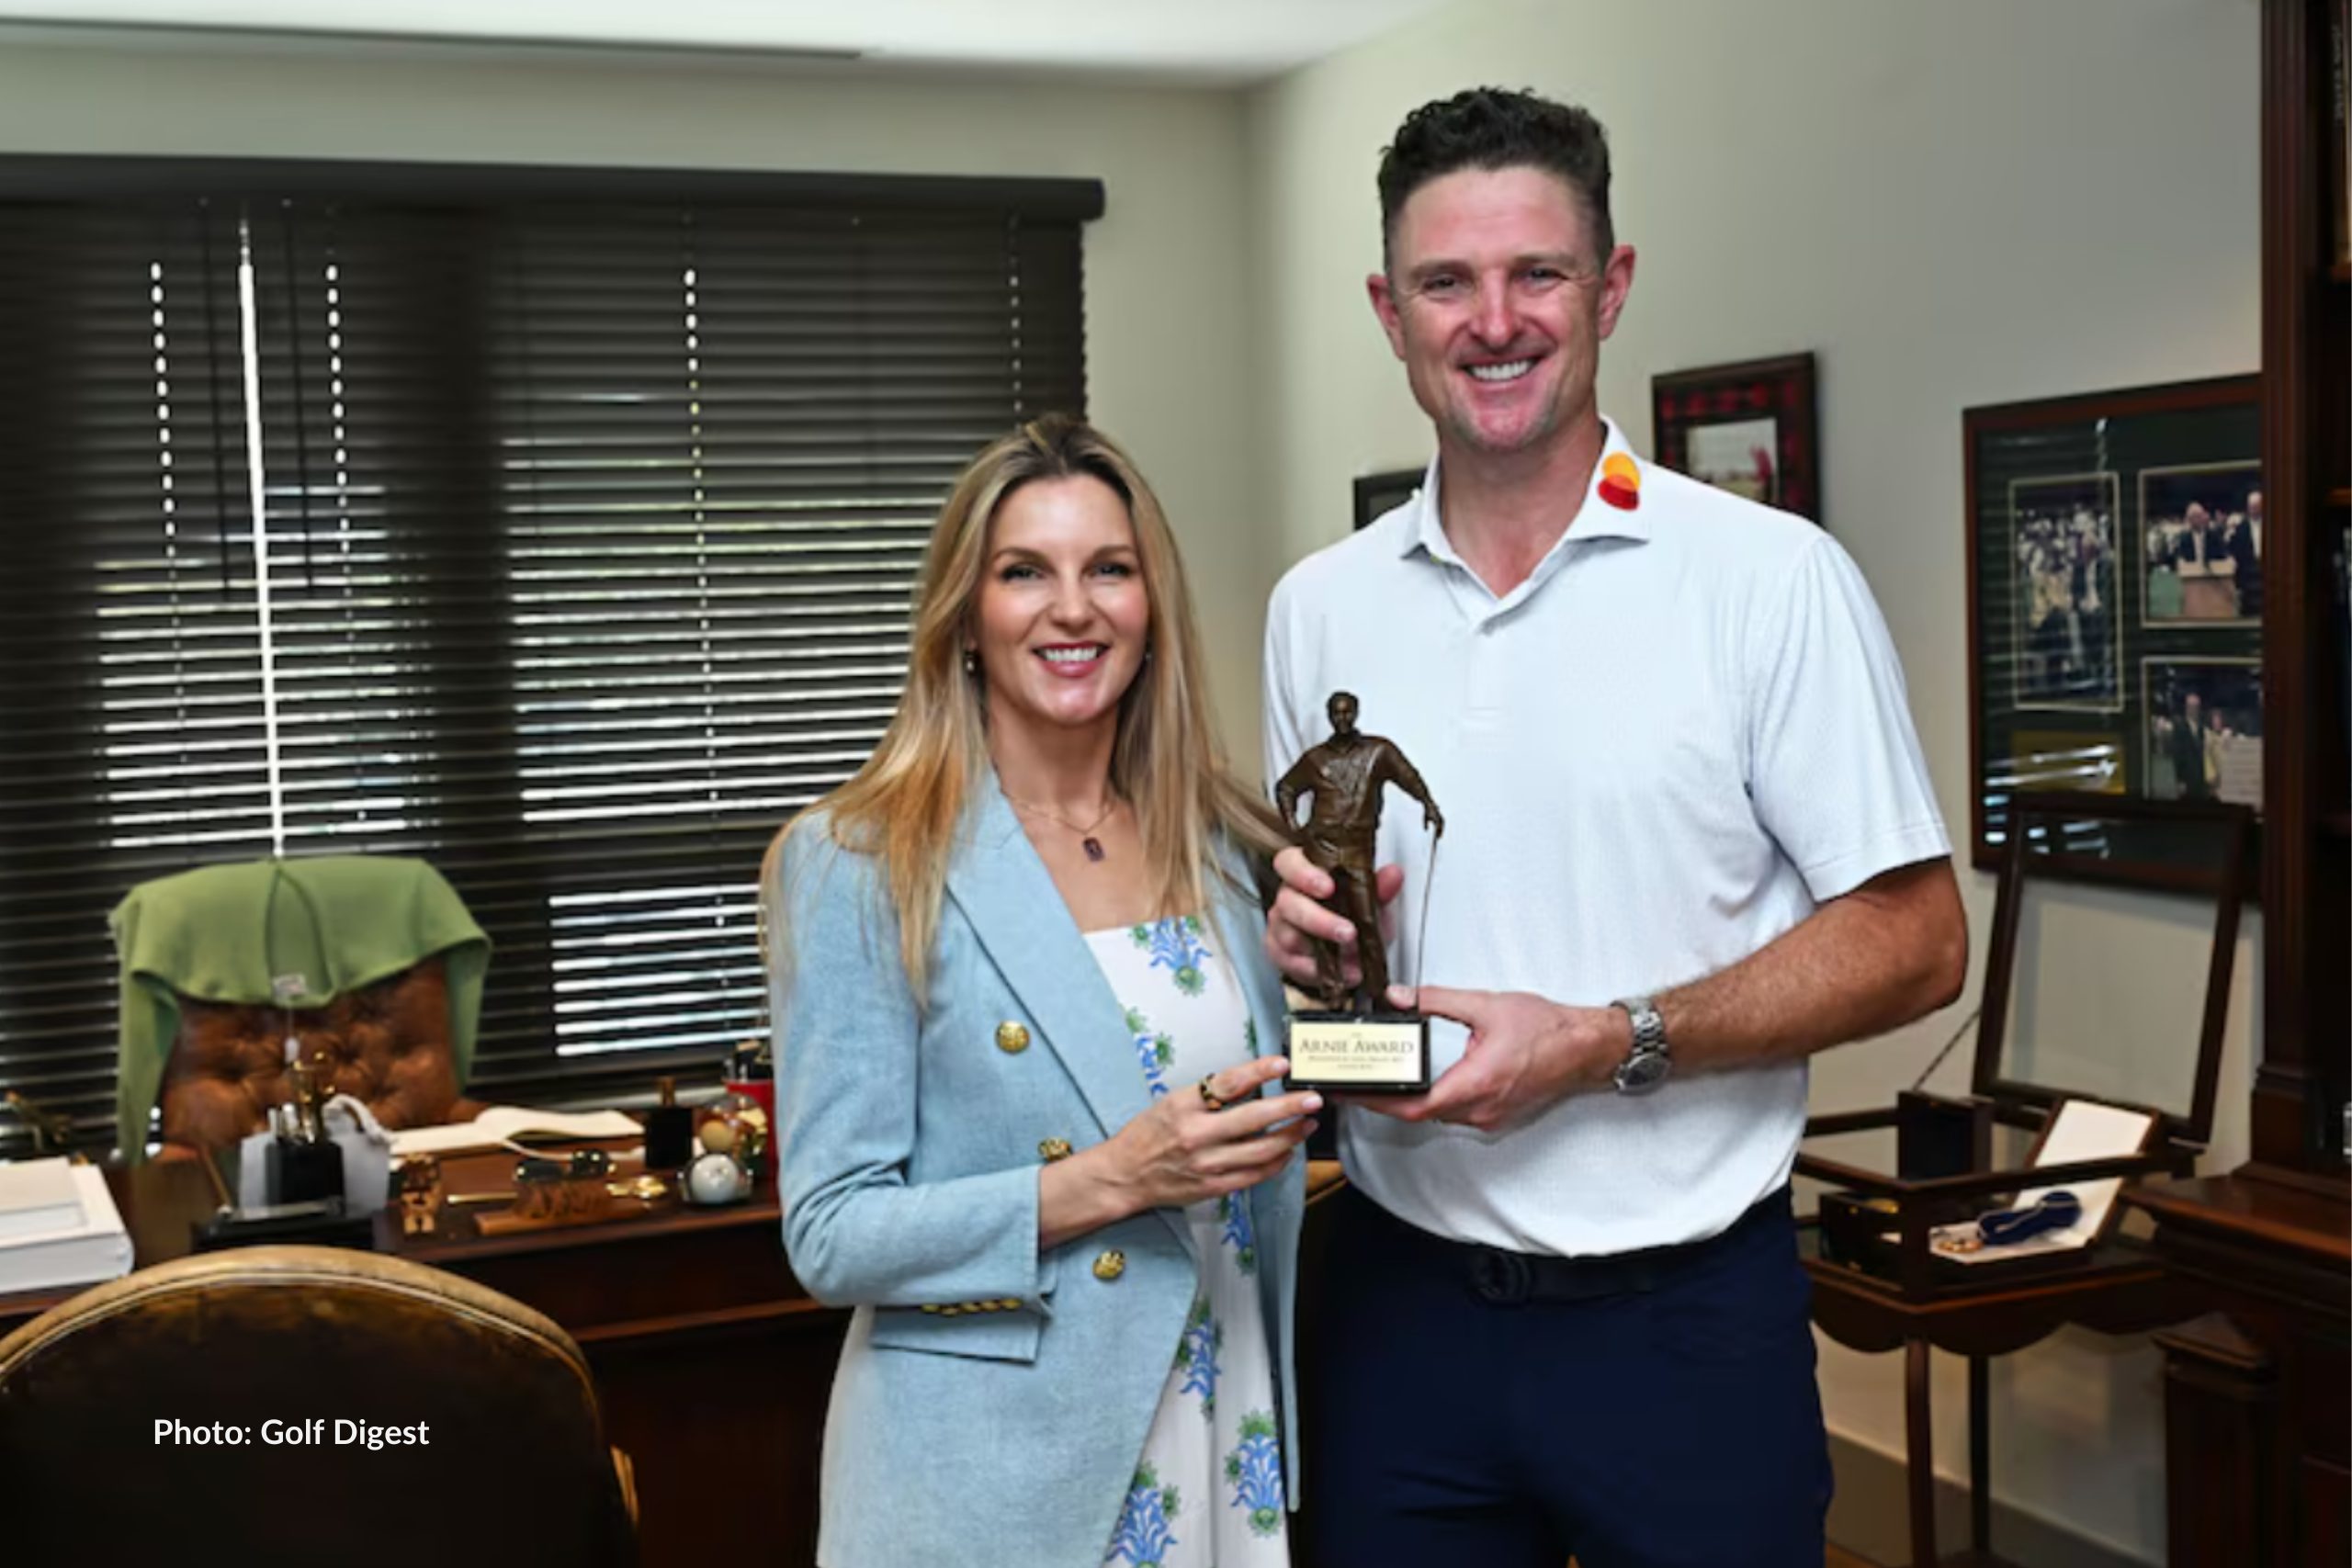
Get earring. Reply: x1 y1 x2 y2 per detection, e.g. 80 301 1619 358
1143 644 1154 664
962 649 978 676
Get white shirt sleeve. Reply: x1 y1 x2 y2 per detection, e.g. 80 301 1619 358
1743 534 1950 901
1261 572 1311 802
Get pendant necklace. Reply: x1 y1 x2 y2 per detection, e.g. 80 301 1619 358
1009 795 1121 863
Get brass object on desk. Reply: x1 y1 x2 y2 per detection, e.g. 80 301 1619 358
609 1173 669 1202
4 1089 77 1157
397 1155 444 1237
511 1154 616 1226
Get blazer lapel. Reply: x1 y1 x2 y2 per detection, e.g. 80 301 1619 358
946 776 1193 1255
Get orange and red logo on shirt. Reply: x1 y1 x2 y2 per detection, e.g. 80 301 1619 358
1598 452 1641 511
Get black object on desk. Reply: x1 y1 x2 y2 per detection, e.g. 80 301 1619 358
193 1196 375 1252
645 1075 694 1170
185 1135 368 1253
266 1136 345 1204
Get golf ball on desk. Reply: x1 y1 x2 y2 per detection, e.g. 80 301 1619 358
686 1151 752 1206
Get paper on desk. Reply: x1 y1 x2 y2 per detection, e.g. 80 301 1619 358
0 1156 85 1243
388 1105 641 1160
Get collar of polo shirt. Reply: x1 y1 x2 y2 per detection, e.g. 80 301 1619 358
1403 417 1655 573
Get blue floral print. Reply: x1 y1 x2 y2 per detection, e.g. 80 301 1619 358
1216 1192 1258 1276
1105 1465 1181 1566
1224 1413 1283 1539
1176 1294 1221 1416
1125 1006 1175 1098
1133 916 1211 998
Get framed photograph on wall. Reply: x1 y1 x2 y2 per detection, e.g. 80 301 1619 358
2007 472 2122 711
2140 461 2262 627
1650 352 1821 523
1352 468 1423 532
1964 374 2262 890
2142 658 2263 808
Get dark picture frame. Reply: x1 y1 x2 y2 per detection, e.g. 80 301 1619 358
1650 352 1821 523
1963 374 2263 890
1352 468 1424 532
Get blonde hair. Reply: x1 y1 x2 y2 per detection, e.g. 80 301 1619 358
764 414 1283 1000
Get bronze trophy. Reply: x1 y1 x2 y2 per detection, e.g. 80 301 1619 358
1273 692 1442 1092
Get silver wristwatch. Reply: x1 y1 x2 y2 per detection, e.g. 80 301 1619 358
1610 996 1671 1095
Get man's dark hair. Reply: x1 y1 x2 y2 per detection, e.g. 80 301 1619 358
1377 88 1613 269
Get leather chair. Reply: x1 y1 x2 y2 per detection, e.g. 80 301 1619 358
155 954 485 1161
0 1246 637 1566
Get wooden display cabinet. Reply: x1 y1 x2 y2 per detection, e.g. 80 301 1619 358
1798 792 2255 1567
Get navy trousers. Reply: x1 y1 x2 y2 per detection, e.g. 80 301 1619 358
1305 1184 1832 1568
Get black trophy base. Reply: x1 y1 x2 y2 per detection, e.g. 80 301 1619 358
266 1136 345 1205
193 1196 374 1254
1283 1010 1430 1094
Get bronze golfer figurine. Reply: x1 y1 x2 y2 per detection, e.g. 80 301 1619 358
1274 692 1443 1090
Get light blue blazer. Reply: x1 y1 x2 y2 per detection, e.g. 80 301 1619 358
772 773 1305 1568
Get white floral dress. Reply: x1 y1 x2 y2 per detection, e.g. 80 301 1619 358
1087 914 1291 1568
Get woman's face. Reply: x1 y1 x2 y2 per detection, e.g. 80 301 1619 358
970 474 1151 746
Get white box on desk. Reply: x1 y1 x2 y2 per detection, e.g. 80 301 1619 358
0 1162 133 1296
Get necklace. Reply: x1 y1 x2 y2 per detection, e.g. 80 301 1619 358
1008 795 1121 863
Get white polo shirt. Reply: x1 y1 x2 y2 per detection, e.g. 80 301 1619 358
1262 418 1948 1257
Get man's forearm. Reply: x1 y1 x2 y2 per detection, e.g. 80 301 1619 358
1656 859 1967 1075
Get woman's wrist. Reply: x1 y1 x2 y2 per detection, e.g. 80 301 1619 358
1037 1143 1140 1250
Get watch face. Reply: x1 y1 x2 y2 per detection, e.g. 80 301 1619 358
1615 1049 1670 1094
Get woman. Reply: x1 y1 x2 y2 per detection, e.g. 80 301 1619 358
766 415 1317 1568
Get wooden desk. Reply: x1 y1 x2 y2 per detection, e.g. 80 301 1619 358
1801 1223 2189 1568
0 1157 848 1568
3 1157 1357 1565
2127 1171 2349 1568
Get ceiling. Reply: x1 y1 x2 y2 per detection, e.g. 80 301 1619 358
0 0 1459 83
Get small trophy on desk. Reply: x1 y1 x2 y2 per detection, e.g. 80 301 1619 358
266 1056 345 1205
1274 692 1443 1093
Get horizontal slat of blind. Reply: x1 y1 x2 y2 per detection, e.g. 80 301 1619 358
0 175 1087 1156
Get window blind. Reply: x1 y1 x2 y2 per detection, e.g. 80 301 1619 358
0 164 1095 1156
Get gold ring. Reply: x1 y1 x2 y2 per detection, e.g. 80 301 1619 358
1197 1077 1228 1112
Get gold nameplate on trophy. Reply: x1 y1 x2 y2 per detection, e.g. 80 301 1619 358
1284 1010 1430 1094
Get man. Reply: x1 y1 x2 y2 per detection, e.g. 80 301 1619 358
2167 689 2215 801
2165 500 2247 619
2227 490 2263 618
1272 691 1443 1010
1261 89 1965 1567
2168 500 2224 572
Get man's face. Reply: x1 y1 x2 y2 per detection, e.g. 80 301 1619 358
2186 502 2211 533
2185 693 2203 728
1328 694 1358 736
1367 164 1634 465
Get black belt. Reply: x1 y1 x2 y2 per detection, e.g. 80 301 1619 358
1361 1186 1791 1307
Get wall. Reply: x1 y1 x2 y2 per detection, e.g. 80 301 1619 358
1245 0 2261 1560
0 39 1272 765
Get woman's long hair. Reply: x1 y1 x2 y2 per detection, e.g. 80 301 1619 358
764 414 1283 1000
